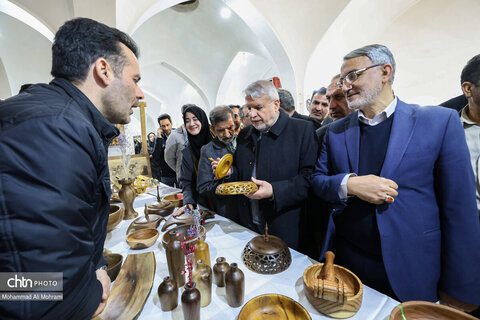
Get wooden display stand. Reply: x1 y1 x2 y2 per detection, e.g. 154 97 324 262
108 101 152 183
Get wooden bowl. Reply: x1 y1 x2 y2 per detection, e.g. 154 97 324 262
239 294 311 320
104 253 123 282
107 204 124 232
126 215 164 235
303 263 363 319
390 301 478 320
146 200 175 217
126 228 159 250
162 193 183 207
161 224 206 249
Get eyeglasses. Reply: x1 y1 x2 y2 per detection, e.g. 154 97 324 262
336 64 383 89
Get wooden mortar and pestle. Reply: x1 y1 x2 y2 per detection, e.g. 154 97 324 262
314 251 354 304
303 251 363 318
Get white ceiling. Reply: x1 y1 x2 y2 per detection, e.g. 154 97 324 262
1 0 478 135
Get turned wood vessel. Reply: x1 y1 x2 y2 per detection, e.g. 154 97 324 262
194 239 210 267
303 251 363 319
181 282 201 320
242 225 291 274
158 276 178 311
389 301 478 320
145 185 175 217
162 193 184 208
96 252 155 320
125 228 159 250
215 181 258 195
104 253 123 282
215 153 233 180
107 204 124 232
193 259 212 307
166 231 186 288
125 205 164 234
161 209 214 232
213 257 230 287
225 263 244 307
161 224 206 249
118 178 138 220
239 294 311 320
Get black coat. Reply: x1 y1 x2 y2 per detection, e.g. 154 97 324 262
0 78 117 319
232 111 318 250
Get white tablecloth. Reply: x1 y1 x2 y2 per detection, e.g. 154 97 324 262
104 188 399 319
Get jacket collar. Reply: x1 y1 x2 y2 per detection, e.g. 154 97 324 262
243 108 289 139
51 78 119 150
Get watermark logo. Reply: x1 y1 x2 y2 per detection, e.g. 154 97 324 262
0 273 63 301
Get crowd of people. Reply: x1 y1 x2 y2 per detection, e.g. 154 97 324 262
0 17 479 319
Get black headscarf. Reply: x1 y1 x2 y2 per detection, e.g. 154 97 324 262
183 105 212 164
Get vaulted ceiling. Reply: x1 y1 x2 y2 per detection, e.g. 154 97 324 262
1 0 478 135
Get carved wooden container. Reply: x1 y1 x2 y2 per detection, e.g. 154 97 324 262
389 301 478 320
303 252 363 319
107 204 124 232
239 294 311 320
242 226 291 274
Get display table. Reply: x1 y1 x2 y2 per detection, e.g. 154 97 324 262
104 188 399 319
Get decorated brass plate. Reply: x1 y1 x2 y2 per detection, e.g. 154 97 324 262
215 153 233 180
215 181 258 195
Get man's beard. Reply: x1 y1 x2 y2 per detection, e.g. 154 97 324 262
347 85 382 110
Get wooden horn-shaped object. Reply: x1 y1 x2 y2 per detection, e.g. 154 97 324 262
314 251 354 304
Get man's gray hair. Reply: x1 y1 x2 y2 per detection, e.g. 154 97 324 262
277 88 295 112
244 80 279 101
344 44 396 84
209 106 234 126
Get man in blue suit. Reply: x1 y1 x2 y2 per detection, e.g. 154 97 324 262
311 44 480 312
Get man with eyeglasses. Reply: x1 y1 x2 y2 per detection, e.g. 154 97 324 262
312 44 480 312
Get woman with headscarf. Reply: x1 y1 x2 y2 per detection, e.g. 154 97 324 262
178 105 212 212
147 132 156 155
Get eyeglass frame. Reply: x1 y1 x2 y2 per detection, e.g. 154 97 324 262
336 63 384 89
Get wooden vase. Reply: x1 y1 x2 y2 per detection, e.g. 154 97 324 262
158 276 178 311
181 282 201 320
193 260 212 307
194 239 210 267
225 263 244 307
166 231 186 288
213 257 230 287
118 178 138 220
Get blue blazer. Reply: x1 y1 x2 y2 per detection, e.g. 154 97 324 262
311 99 480 304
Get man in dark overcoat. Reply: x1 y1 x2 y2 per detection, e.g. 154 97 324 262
230 80 318 251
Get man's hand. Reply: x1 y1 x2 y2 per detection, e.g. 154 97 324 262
172 204 194 217
91 268 111 318
157 127 163 137
347 175 398 204
245 177 273 200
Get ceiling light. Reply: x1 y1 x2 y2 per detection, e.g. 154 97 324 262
220 7 231 19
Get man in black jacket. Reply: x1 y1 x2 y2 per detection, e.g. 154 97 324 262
0 18 144 319
230 80 318 251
